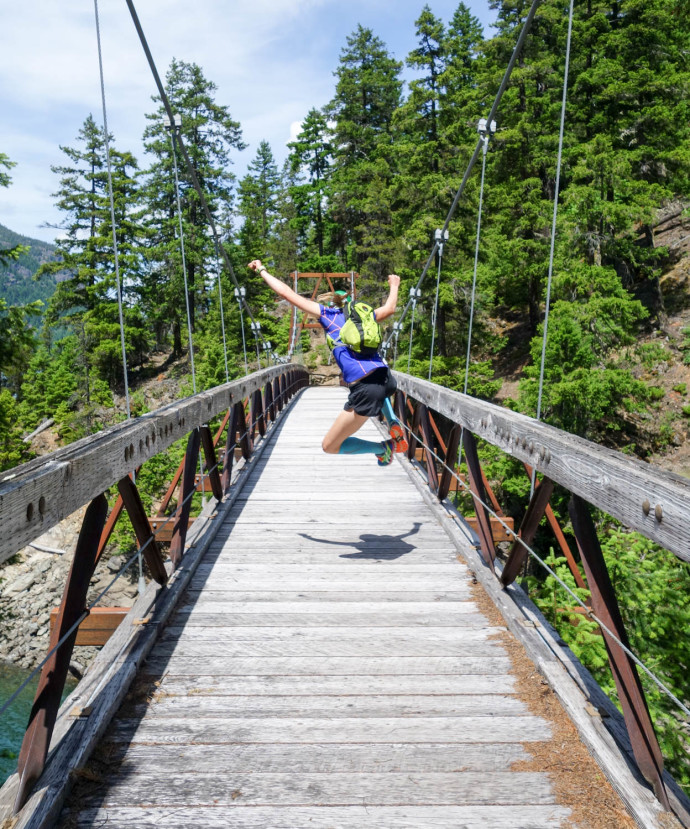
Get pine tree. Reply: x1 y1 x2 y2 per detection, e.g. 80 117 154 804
327 26 403 284
238 140 281 261
287 109 334 262
142 59 246 356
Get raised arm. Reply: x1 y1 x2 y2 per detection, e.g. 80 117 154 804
374 274 400 322
248 260 321 318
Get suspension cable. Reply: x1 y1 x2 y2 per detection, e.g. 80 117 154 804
393 415 690 720
0 372 303 722
463 122 493 395
531 0 575 499
407 288 420 373
235 288 249 375
384 0 543 349
428 230 447 380
169 130 197 394
123 0 270 354
215 252 230 383
93 0 131 421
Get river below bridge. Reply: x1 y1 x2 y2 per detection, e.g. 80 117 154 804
0 662 76 785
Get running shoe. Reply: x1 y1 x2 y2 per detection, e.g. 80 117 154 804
376 439 394 466
389 420 409 454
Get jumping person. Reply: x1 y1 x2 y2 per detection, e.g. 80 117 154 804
248 260 408 465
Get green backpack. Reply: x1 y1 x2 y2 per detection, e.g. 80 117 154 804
331 301 382 357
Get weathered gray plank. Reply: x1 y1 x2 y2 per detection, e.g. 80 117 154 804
101 741 531 773
169 611 490 627
76 772 557 808
110 716 552 745
180 590 472 603
64 804 572 828
148 674 517 697
143 656 513 676
132 694 526 719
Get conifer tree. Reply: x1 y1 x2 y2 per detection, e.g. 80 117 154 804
238 140 281 261
287 108 334 262
327 26 403 284
142 59 245 356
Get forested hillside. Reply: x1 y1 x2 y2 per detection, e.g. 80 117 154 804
0 224 60 307
1 0 688 788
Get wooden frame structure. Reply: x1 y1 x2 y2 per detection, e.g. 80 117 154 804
286 271 358 346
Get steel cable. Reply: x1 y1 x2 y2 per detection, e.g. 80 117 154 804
0 373 304 722
392 414 690 720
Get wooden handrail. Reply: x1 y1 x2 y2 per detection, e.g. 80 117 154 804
0 365 307 564
392 371 690 564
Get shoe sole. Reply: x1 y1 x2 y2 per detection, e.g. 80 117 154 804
389 422 408 453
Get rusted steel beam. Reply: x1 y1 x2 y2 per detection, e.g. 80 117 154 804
569 495 669 808
501 476 555 587
200 425 223 502
407 401 422 463
462 430 496 572
438 423 462 502
213 407 232 445
394 390 406 426
14 493 108 813
221 404 242 493
169 428 201 570
252 388 266 438
117 475 168 586
524 462 587 592
238 401 252 461
265 380 276 422
156 455 186 518
418 404 439 495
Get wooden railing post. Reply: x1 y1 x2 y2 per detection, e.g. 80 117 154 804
569 495 670 809
14 494 108 812
238 401 252 461
265 380 275 422
418 404 439 495
222 404 242 494
437 423 462 502
252 388 266 438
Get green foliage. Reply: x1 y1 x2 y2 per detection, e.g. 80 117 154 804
527 531 690 788
0 390 30 471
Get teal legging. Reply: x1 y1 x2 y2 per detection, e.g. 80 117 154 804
337 397 400 455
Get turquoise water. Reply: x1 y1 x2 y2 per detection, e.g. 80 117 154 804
0 662 77 785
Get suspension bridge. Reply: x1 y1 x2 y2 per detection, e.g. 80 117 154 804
1 0 690 826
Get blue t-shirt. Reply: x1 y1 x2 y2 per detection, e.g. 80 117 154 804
319 304 386 385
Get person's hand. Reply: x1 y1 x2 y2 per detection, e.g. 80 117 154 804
388 274 400 289
248 259 263 272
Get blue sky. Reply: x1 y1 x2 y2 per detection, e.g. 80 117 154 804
0 0 495 244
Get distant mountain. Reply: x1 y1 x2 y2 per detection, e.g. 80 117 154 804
0 224 62 307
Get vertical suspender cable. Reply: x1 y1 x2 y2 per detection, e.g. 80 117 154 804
169 131 197 394
94 0 146 592
383 0 542 350
428 230 447 381
532 0 574 493
463 124 491 395
215 252 230 382
236 288 249 375
93 0 131 422
407 288 420 374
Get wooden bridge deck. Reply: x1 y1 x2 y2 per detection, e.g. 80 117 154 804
59 386 577 828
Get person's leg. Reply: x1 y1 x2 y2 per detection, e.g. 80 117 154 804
380 396 408 453
380 396 397 425
322 409 382 455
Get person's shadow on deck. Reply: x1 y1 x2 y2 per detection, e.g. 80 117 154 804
299 522 422 561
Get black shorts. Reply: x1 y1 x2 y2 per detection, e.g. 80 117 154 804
344 367 397 417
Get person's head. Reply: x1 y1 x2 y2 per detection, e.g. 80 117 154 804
317 289 350 308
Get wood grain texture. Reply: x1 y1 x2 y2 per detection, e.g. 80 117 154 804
393 371 690 562
0 365 307 562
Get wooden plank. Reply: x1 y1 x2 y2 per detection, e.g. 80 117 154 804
0 388 303 829
74 771 557 808
0 365 306 562
393 371 690 563
170 611 490 627
465 515 515 544
65 805 572 829
49 606 129 647
131 694 527 719
149 674 517 697
110 717 552 745
103 741 531 773
398 443 689 828
142 656 513 676
180 590 473 603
